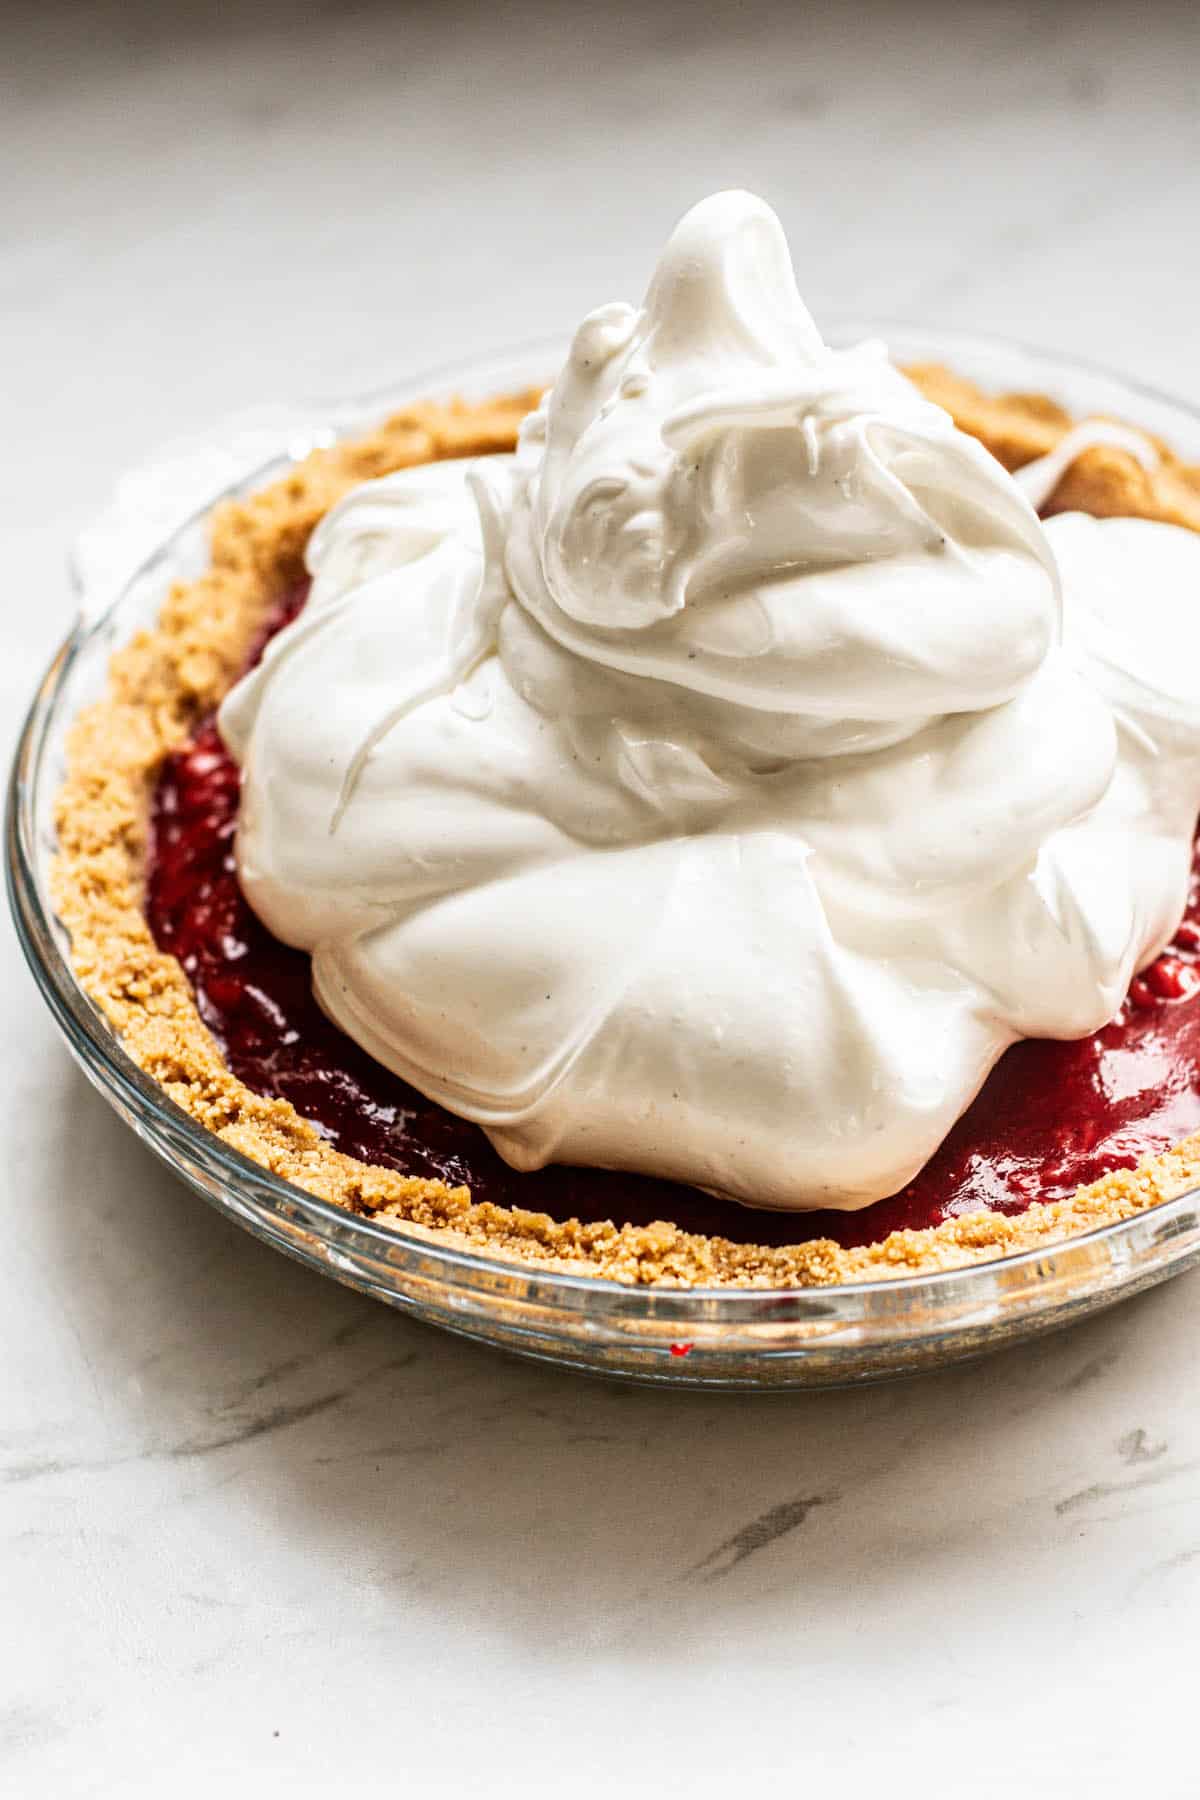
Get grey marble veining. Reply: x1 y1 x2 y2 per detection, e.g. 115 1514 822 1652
4 0 1200 1791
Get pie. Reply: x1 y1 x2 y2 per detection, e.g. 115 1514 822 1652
48 352 1200 1288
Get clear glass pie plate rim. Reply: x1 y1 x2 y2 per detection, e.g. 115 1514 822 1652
10 323 1200 1390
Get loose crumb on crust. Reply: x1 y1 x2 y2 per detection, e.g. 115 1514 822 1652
49 371 1200 1288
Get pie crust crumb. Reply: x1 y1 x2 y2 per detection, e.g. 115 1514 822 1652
49 371 1200 1287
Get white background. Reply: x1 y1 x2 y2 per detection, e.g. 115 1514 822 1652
5 1 1200 1792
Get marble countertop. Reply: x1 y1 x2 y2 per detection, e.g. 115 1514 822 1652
5 1 1200 1791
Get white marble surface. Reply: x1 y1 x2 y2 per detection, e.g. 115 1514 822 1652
5 1 1200 1791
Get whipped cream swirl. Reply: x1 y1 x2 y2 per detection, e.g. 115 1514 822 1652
220 191 1200 1211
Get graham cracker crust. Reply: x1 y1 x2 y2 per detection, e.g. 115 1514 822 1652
49 368 1200 1288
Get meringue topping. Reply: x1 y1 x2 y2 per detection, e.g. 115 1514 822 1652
219 191 1200 1210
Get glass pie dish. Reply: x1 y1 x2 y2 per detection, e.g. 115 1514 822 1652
11 329 1200 1390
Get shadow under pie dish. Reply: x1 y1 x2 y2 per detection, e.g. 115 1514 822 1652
13 218 1200 1384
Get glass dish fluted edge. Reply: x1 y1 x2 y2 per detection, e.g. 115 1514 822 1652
11 330 1200 1390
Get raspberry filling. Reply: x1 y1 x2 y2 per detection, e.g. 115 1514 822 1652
144 585 1200 1250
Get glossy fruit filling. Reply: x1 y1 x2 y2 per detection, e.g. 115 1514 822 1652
144 585 1200 1249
